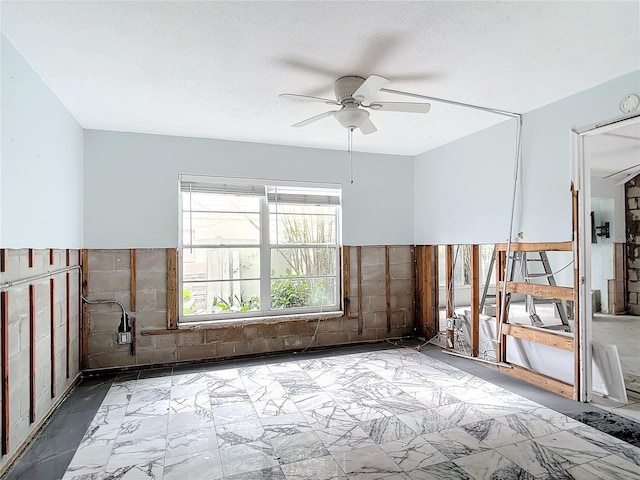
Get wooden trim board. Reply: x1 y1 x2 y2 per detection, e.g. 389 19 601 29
166 249 178 330
385 246 391 333
503 323 574 351
499 364 574 399
496 241 573 252
498 281 574 301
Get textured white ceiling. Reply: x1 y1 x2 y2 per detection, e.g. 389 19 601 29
588 120 640 179
2 1 639 156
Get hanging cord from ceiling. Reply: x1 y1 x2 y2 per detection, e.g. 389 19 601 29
363 87 524 348
348 127 354 184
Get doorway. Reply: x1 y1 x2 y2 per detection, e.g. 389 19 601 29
575 114 640 418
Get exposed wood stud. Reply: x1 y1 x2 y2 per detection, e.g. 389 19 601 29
28 249 34 268
167 249 178 330
357 246 363 335
80 249 89 370
1 291 9 454
29 285 36 424
415 246 439 339
130 249 137 312
414 246 424 336
499 364 573 399
0 249 7 273
495 241 573 252
410 246 417 333
130 317 136 357
342 247 351 318
497 281 574 301
445 245 454 318
385 246 391 333
503 323 574 351
495 249 506 363
445 245 454 345
66 249 70 379
50 279 56 398
49 249 55 265
471 245 480 357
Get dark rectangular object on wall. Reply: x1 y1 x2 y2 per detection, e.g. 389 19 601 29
1 291 9 454
28 249 34 268
29 285 36 424
0 249 6 273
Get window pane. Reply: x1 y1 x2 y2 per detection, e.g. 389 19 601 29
480 244 496 285
269 206 336 245
270 278 336 309
183 192 260 213
182 248 260 282
183 211 260 245
271 247 336 277
183 280 260 316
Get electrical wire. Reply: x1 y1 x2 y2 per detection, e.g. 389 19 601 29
524 260 574 279
82 296 127 320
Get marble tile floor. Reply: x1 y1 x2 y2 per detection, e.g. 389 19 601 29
4 342 640 480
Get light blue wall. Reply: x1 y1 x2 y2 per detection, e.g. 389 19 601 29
1 35 84 248
414 70 640 245
83 130 414 248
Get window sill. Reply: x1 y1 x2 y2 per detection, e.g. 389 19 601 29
142 311 344 335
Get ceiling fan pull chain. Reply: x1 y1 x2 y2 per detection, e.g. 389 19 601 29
349 127 354 184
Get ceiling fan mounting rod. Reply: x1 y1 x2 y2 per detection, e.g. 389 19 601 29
379 87 520 119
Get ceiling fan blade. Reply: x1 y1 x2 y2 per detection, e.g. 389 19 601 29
367 102 431 114
292 110 337 128
615 172 640 186
358 118 377 135
279 93 341 106
352 75 390 103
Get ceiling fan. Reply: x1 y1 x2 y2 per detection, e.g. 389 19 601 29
279 74 431 135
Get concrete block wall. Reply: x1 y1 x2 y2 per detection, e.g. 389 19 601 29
85 246 416 370
626 176 640 314
0 249 81 474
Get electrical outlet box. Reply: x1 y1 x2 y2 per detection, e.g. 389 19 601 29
117 332 132 344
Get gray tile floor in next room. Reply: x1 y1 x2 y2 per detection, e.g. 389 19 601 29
4 342 640 480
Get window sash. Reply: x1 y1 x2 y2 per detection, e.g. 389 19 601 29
179 177 341 321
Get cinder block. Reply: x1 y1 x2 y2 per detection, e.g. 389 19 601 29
136 249 167 273
361 264 384 282
177 344 217 362
88 251 115 272
361 247 384 266
136 290 158 311
177 330 205 347
389 246 411 265
135 311 167 330
88 271 131 294
390 263 412 280
136 271 166 291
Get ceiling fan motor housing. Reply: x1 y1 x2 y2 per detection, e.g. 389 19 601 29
334 76 366 103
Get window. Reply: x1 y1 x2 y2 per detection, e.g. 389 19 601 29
180 176 341 321
438 244 496 287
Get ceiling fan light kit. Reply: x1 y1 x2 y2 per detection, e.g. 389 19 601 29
279 74 432 135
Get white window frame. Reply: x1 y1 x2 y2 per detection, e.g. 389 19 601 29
178 175 342 323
